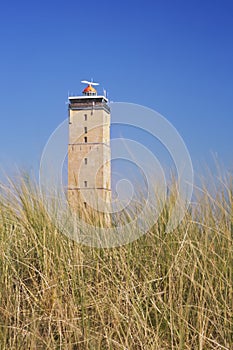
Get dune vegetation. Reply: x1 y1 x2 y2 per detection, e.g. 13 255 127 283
0 173 232 349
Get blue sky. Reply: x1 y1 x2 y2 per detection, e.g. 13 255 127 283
0 0 233 180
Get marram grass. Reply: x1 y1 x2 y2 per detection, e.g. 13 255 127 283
0 174 232 349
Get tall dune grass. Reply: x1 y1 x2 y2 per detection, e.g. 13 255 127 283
0 174 232 349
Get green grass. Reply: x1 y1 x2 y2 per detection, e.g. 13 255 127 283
0 174 232 349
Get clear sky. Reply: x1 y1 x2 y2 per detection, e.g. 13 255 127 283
0 0 233 179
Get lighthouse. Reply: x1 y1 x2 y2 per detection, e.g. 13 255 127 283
67 81 111 211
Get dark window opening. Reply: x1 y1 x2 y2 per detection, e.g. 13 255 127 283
84 137 87 143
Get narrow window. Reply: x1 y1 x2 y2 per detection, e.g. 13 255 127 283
84 114 87 121
84 181 87 187
84 158 87 165
84 126 87 133
84 136 87 143
84 202 87 208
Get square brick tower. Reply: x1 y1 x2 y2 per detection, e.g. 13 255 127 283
68 81 111 210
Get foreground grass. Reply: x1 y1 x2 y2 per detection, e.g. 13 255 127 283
0 175 232 349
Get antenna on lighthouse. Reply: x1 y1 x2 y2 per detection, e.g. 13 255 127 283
81 80 99 86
